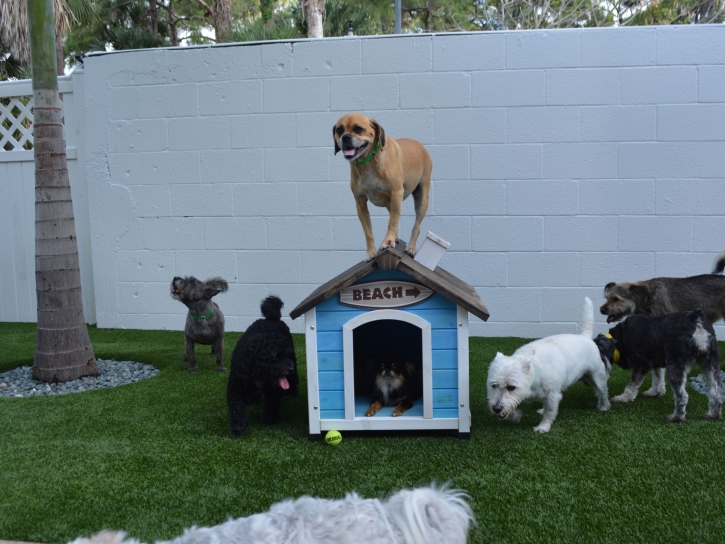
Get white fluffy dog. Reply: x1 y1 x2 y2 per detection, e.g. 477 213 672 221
487 297 611 433
69 485 473 544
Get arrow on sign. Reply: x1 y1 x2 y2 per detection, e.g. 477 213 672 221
405 287 421 298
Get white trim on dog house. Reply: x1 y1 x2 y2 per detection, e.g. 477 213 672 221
291 241 488 440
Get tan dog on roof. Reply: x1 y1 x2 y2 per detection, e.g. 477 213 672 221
334 113 432 261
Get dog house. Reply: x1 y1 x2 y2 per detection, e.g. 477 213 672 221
290 237 489 440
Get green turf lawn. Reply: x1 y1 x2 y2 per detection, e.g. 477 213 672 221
1 323 724 543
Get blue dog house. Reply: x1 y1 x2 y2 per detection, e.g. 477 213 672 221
290 241 489 440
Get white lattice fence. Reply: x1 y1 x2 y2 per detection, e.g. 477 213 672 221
0 72 95 323
0 95 34 151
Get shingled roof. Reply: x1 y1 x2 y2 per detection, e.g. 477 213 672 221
289 241 490 322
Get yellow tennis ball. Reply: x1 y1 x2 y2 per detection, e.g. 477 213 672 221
325 430 342 446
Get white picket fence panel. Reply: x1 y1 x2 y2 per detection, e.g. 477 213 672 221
0 71 96 323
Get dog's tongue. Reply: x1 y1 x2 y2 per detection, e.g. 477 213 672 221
607 316 616 323
279 376 290 390
343 148 356 158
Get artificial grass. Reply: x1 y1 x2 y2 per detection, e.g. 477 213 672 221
1 323 725 543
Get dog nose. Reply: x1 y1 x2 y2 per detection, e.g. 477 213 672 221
342 134 352 145
491 404 502 414
600 305 607 314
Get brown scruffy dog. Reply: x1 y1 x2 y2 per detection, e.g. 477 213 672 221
334 113 432 261
600 253 725 325
600 252 725 397
170 276 228 372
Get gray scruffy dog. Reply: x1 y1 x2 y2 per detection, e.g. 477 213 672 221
170 276 228 372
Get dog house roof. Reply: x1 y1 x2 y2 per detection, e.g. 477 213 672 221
289 241 489 322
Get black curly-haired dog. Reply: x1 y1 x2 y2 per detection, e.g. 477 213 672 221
227 296 299 435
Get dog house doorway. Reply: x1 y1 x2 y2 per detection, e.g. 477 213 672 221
343 310 433 420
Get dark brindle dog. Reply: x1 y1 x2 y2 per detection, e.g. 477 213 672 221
600 252 725 397
603 310 722 423
171 276 228 372
362 353 423 417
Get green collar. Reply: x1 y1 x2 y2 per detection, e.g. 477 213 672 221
353 141 381 165
192 307 214 321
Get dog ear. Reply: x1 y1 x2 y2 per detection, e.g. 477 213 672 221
520 351 535 368
333 125 341 155
204 286 222 299
370 119 386 148
628 284 650 305
604 282 616 294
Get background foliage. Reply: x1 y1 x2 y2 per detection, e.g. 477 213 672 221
2 0 723 80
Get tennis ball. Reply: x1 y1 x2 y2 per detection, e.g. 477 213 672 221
325 430 342 446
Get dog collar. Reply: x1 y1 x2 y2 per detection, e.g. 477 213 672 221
192 307 214 321
352 141 381 165
604 333 620 365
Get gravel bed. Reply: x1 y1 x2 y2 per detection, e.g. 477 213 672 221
690 371 725 395
0 359 160 398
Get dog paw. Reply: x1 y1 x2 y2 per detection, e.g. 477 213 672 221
188 366 199 373
704 413 722 421
216 365 227 372
533 426 550 434
642 389 666 398
598 402 611 411
379 239 395 250
404 247 416 257
667 414 685 423
611 394 632 403
536 408 544 415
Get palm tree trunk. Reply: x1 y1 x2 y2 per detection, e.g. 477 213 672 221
26 0 97 382
301 0 324 38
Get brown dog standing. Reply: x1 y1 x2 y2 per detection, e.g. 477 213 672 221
334 113 432 261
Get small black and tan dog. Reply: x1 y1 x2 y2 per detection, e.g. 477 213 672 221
598 310 722 423
361 353 423 417
227 296 299 435
170 276 228 372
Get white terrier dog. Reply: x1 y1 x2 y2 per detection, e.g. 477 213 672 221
487 297 611 433
69 485 473 544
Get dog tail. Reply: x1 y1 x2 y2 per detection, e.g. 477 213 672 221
581 297 594 339
387 484 474 544
261 296 284 320
205 277 229 293
712 253 725 275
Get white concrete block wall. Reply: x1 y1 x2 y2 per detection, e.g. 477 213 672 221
83 25 725 338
